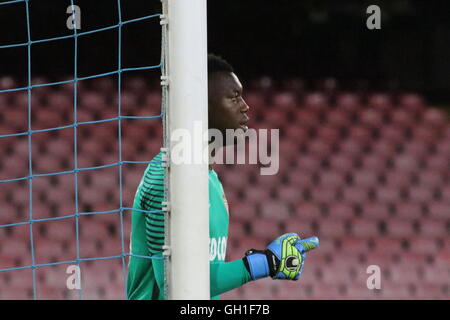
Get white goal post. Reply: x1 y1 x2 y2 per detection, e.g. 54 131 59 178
161 0 210 299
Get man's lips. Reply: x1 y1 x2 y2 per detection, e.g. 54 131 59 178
240 114 250 125
239 116 249 130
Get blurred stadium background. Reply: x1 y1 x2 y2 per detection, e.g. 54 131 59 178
0 0 449 299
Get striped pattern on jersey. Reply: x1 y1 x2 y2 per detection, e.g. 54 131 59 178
135 152 165 255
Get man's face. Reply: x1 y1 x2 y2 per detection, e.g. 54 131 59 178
208 72 250 135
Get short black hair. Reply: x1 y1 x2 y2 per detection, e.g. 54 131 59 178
208 54 234 75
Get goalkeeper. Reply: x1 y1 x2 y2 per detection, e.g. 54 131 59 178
127 54 319 300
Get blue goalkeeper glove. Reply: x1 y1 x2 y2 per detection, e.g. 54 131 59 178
243 233 319 280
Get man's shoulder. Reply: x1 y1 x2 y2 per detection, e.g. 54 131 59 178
145 151 165 173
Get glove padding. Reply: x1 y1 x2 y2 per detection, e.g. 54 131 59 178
244 233 319 280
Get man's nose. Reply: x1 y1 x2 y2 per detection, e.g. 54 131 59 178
241 99 250 112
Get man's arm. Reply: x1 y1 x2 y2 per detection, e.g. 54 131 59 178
210 259 252 297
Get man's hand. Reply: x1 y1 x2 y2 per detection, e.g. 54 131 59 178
243 233 319 281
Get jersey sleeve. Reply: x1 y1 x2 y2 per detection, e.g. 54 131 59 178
137 154 166 256
210 259 252 298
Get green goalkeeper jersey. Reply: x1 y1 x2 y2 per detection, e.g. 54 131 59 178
127 152 252 300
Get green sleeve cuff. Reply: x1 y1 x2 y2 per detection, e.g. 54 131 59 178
210 258 252 298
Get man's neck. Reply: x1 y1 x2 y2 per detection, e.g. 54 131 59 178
209 145 215 170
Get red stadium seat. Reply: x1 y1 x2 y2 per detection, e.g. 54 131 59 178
375 186 403 204
383 171 413 188
396 252 428 265
303 92 329 110
43 220 76 242
295 202 322 217
221 169 250 190
315 125 341 144
339 237 370 254
388 263 421 284
307 139 334 156
272 91 297 109
79 92 107 113
317 218 346 238
235 236 268 252
141 92 162 116
358 108 383 128
261 108 287 128
338 138 365 157
360 202 392 219
408 237 440 255
37 286 66 300
288 168 316 187
394 202 424 219
391 109 416 127
414 284 447 300
34 238 72 264
412 127 440 143
422 265 450 285
359 153 388 172
435 141 450 159
294 154 323 171
367 93 392 111
282 218 315 237
243 91 267 109
370 140 397 157
348 125 374 144
386 218 415 238
220 287 243 300
284 125 310 143
401 141 430 157
317 170 347 187
229 202 258 222
380 124 406 144
351 170 379 188
417 170 446 188
250 219 281 239
379 283 413 299
426 154 449 171
240 278 277 300
325 109 351 128
310 283 347 300
228 221 248 240
393 155 422 173
275 184 301 204
372 237 403 255
78 238 101 259
244 186 272 204
398 93 425 113
1 155 28 180
310 236 335 254
327 153 355 172
341 186 370 204
407 185 435 204
350 218 380 238
326 202 355 219
310 186 338 203
275 280 312 300
79 220 111 241
294 109 320 129
336 93 361 111
419 218 447 237
260 200 291 222
427 202 450 220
